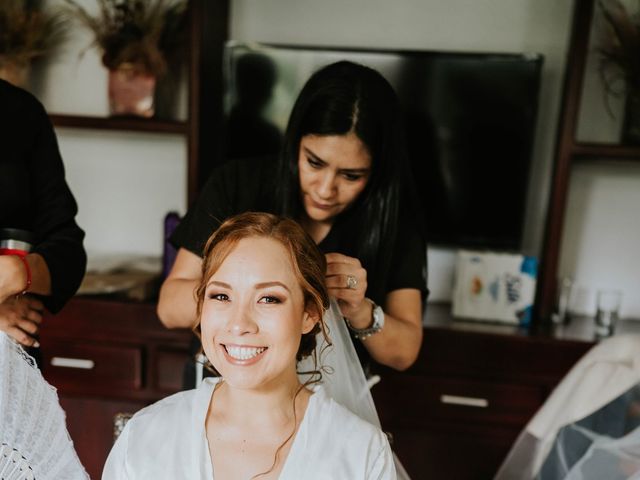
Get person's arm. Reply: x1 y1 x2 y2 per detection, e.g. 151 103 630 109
0 87 85 346
0 253 51 301
362 288 422 370
25 93 86 313
326 253 423 370
157 248 203 329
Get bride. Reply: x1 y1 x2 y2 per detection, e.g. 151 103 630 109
102 212 396 479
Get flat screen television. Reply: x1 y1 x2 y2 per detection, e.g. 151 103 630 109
222 42 543 250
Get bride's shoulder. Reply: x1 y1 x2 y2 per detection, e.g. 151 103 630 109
127 379 219 436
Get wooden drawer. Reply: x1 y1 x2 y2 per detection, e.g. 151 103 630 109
42 340 143 393
373 373 544 428
60 396 147 480
155 348 190 392
391 427 518 480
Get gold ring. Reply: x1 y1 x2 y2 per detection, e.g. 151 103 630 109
346 275 358 290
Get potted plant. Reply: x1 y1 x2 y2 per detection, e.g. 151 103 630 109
63 0 187 118
0 0 66 87
597 0 640 144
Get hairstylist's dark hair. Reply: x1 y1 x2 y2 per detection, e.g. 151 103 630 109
276 60 417 303
194 212 330 361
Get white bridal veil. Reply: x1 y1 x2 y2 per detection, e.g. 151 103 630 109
0 332 88 480
298 299 411 480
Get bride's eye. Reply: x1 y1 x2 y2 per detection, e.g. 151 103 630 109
259 295 281 304
208 293 229 301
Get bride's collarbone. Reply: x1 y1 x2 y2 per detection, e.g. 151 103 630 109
209 423 296 479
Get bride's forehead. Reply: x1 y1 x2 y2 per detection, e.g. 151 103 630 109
215 237 297 276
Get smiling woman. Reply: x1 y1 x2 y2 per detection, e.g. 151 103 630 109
103 212 396 479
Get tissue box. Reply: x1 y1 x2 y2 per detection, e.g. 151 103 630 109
452 250 537 326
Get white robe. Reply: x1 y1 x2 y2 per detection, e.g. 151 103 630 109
102 377 397 479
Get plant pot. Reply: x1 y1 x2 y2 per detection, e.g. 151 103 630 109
0 57 30 88
108 63 156 118
622 91 640 145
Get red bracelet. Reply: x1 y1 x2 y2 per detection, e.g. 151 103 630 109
12 255 31 295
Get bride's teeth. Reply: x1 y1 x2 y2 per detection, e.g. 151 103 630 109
226 346 266 360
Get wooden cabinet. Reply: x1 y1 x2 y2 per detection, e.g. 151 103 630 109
39 298 192 479
371 306 595 479
536 0 640 322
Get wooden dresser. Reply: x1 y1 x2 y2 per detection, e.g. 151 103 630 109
371 304 640 479
41 299 628 479
40 297 192 480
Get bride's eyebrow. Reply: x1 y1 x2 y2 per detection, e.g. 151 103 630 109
207 280 231 289
255 281 290 292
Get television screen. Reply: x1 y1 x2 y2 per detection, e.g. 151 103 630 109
223 42 543 250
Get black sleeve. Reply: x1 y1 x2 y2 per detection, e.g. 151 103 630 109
386 218 429 300
27 100 87 313
170 157 270 257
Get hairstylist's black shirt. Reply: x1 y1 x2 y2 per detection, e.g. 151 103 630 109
171 156 427 304
0 79 86 313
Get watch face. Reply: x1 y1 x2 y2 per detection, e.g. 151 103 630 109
372 305 384 329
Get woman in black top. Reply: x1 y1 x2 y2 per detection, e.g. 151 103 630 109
159 61 427 372
0 79 87 348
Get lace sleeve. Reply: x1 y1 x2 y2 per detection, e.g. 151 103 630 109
0 333 89 480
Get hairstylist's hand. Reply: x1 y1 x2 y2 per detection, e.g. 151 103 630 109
0 295 44 347
325 253 372 328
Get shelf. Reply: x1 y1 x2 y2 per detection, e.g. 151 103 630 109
50 113 189 135
571 142 640 161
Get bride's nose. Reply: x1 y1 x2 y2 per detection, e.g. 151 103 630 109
225 304 258 335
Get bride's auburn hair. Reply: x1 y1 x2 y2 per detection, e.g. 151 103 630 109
194 211 330 361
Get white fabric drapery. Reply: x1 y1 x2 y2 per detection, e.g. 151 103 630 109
495 334 640 480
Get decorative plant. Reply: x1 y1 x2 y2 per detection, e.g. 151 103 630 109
63 0 187 78
598 0 640 142
597 0 640 107
0 0 66 84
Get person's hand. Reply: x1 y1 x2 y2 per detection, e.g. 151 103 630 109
0 295 44 347
325 253 372 327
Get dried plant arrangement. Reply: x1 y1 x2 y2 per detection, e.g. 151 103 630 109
63 0 187 77
598 0 640 142
598 0 640 101
63 0 187 117
0 0 67 86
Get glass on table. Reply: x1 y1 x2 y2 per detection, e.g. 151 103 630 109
595 289 623 338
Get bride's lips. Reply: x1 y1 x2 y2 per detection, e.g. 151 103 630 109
221 344 268 366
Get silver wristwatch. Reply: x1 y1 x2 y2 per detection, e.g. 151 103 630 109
345 299 385 340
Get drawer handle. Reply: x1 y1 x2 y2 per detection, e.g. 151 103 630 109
51 357 95 370
440 394 489 408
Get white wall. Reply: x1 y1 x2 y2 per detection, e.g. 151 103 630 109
32 0 640 317
33 0 188 263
